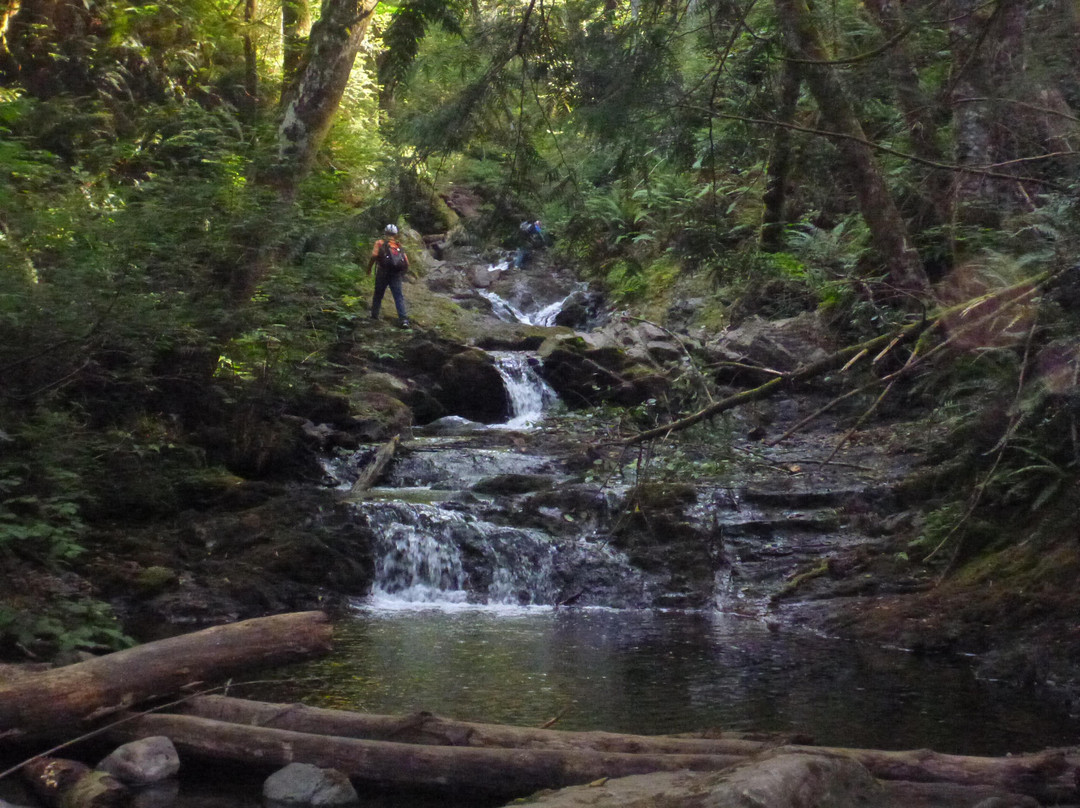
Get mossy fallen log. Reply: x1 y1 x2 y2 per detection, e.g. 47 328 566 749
0 612 333 741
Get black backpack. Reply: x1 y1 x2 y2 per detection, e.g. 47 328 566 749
378 239 407 272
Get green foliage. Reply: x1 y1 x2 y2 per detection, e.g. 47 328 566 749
0 599 133 656
0 413 90 565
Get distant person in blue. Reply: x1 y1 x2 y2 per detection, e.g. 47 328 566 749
367 224 410 328
514 219 544 269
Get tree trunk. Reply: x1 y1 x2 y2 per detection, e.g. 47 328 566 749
862 0 951 229
948 0 1028 230
242 0 259 125
177 695 768 757
272 0 379 192
760 57 801 252
773 0 929 295
106 712 746 798
281 0 312 102
0 612 332 741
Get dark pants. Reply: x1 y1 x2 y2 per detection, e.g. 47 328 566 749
371 267 407 322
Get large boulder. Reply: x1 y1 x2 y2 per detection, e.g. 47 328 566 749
97 737 180 785
263 763 357 808
518 752 879 808
537 335 666 408
578 318 683 366
703 312 837 386
437 348 508 423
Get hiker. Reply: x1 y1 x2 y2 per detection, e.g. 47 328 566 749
367 224 410 327
514 219 543 268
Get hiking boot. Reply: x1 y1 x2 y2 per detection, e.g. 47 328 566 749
399 319 411 329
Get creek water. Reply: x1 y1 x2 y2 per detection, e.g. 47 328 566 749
249 605 1078 757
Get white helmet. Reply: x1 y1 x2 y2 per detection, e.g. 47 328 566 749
385 224 398 235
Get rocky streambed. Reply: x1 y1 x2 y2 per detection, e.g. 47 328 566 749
84 240 1080 741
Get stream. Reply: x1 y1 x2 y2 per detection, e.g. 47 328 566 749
244 267 1080 766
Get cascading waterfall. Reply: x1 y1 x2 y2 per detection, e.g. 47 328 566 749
361 501 558 608
491 351 559 429
479 288 580 327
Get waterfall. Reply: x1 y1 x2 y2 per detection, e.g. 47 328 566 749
360 501 557 608
491 352 559 428
479 288 579 327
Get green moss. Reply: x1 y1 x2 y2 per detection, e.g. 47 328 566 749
134 565 178 595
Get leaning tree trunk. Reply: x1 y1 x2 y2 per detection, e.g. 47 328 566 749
773 0 929 296
272 0 379 193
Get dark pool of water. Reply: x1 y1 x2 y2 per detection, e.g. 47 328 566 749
243 605 1079 757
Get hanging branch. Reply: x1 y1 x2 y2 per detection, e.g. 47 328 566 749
676 103 1071 191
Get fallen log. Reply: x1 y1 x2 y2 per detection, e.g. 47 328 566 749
106 712 746 798
349 435 399 495
0 612 333 741
177 695 768 756
779 744 1078 805
138 699 1080 803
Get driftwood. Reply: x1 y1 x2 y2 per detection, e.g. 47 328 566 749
0 612 333 741
349 434 399 495
111 698 1080 803
177 695 767 756
106 712 746 797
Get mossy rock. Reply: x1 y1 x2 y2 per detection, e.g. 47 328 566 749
472 474 558 496
628 482 698 511
348 391 413 439
354 371 410 396
134 565 178 595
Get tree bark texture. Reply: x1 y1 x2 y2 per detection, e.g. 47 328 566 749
107 712 746 798
772 0 929 295
274 0 379 190
281 0 312 102
177 695 768 757
948 0 1028 229
760 57 801 252
0 611 332 741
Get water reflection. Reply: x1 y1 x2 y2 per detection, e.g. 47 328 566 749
247 607 1077 757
